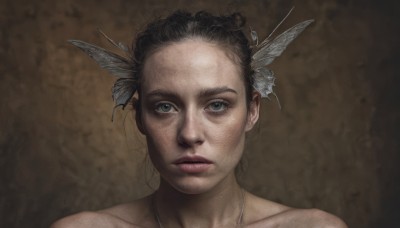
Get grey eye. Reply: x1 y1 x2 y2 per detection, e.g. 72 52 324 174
208 101 227 112
155 103 174 113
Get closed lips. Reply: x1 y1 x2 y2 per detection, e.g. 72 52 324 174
174 156 212 164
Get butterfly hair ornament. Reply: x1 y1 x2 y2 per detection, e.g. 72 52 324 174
68 8 313 121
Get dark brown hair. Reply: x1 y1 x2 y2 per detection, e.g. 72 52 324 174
131 10 254 109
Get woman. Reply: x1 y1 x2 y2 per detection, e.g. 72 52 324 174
52 10 346 228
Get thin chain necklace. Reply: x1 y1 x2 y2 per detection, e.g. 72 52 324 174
152 189 245 228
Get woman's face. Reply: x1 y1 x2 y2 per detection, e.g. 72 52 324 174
138 39 259 194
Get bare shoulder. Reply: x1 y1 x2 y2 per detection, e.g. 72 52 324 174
248 208 347 228
311 209 347 228
99 195 154 226
245 192 347 228
50 211 131 228
50 196 153 228
276 208 348 228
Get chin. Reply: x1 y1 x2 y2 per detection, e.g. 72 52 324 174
164 176 219 195
163 170 238 195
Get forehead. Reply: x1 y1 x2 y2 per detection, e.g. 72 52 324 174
141 39 244 92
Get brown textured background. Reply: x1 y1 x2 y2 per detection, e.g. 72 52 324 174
1 0 399 227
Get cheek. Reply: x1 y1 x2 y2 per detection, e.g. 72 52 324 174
214 121 244 143
141 115 176 155
211 113 248 152
213 125 246 172
144 126 174 172
145 125 172 149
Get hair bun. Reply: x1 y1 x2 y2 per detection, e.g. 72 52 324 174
230 12 246 28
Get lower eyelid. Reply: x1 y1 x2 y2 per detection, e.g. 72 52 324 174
207 102 229 111
154 102 177 112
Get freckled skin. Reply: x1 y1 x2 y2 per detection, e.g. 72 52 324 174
51 39 347 228
139 39 255 194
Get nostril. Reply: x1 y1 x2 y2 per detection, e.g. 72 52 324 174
177 137 191 148
177 129 204 147
177 113 204 147
177 134 203 147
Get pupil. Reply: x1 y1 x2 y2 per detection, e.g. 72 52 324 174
162 104 170 111
213 102 222 109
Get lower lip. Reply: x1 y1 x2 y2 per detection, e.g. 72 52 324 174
176 163 211 173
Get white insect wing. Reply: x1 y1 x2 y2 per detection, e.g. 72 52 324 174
251 18 314 99
68 34 137 121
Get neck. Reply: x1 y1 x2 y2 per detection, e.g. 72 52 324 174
152 174 245 228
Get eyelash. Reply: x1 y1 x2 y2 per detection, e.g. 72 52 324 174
153 100 230 114
205 100 229 114
154 102 177 113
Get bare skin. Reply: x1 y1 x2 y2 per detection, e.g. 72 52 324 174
51 39 347 228
51 191 347 228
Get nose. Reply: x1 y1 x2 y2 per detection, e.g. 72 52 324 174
177 109 204 147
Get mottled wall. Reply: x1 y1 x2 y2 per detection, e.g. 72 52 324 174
1 0 399 227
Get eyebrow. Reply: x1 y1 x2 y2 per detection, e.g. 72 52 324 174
199 86 237 97
146 86 237 99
